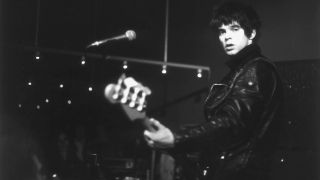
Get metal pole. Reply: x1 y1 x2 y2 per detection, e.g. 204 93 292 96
164 0 169 64
150 150 156 180
23 46 211 73
34 0 41 47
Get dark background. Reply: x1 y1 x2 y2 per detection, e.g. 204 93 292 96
0 0 319 179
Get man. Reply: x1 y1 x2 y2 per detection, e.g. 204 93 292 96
0 124 47 180
144 2 283 180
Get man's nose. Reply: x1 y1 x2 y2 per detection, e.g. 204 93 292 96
224 31 231 41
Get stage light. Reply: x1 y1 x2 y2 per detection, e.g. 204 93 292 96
45 98 49 103
161 65 167 74
59 84 64 88
81 56 86 65
35 51 40 60
28 81 32 86
18 104 22 108
36 105 40 109
197 69 202 78
67 100 72 104
81 60 86 65
123 61 128 70
88 86 93 92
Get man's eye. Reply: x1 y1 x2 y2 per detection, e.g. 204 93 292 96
218 30 225 35
232 27 240 31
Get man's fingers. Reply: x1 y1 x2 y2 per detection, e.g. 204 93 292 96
144 130 155 141
147 139 154 147
144 130 151 139
150 118 165 129
143 130 154 147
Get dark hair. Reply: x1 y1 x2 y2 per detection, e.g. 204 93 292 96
210 2 261 38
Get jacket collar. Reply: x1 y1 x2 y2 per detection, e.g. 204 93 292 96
225 44 262 70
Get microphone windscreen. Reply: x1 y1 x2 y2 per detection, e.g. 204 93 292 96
125 30 136 40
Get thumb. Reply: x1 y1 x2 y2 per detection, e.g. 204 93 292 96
144 130 157 140
144 130 151 139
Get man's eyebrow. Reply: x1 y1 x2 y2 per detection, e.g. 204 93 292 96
230 24 241 28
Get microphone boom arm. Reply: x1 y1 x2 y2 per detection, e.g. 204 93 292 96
86 30 135 48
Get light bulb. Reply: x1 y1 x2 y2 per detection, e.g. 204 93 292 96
161 65 167 74
35 51 40 60
81 56 86 65
197 69 202 78
123 61 128 70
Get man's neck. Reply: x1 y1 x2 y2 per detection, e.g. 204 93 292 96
226 44 262 70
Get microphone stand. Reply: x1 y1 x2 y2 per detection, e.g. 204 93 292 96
86 39 111 48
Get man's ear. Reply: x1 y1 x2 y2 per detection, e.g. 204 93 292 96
249 29 257 40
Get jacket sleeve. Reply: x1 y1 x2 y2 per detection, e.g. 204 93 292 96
173 61 279 152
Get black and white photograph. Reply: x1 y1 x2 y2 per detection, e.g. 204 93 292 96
0 0 319 180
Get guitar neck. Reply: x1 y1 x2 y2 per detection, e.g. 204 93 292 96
104 75 154 132
137 117 157 132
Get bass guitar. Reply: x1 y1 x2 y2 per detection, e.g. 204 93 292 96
104 74 157 131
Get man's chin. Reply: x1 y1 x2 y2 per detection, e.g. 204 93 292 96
225 50 237 56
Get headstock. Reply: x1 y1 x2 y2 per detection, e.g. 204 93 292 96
104 74 151 121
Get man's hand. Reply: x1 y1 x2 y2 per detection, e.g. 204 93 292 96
143 118 174 149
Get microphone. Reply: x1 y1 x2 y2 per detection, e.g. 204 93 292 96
87 30 136 48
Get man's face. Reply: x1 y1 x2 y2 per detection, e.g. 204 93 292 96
218 22 253 56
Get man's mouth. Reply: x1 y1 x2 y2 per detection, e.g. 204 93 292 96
225 44 234 51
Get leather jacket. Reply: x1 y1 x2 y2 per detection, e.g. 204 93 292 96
172 44 284 180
